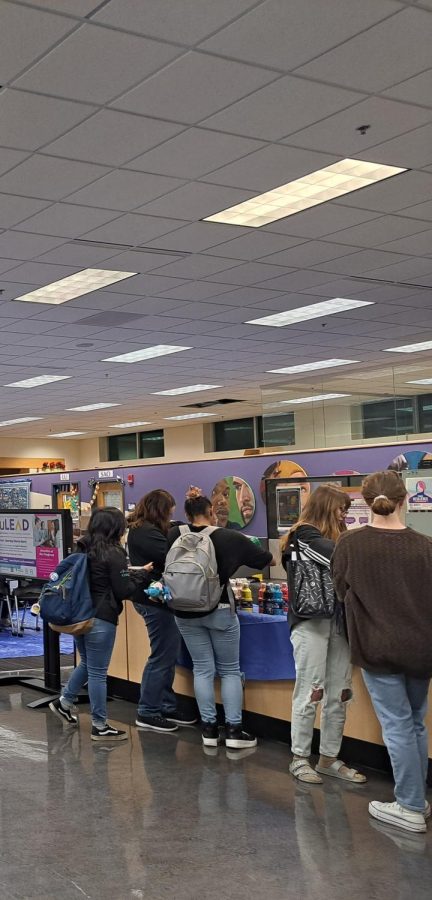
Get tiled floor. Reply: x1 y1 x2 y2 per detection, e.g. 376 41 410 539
0 685 430 900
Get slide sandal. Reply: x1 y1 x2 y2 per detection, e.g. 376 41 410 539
289 759 323 784
315 760 367 783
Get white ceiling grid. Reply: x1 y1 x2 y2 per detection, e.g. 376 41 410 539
0 0 430 438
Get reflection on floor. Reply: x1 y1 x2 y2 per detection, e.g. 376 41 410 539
0 685 430 900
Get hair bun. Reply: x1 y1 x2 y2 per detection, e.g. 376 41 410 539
186 485 203 500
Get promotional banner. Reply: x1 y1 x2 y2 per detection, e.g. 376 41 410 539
406 477 432 508
0 512 64 578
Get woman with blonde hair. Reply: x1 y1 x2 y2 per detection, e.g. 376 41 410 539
282 484 366 785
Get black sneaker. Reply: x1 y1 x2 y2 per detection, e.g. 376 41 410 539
225 724 257 749
49 698 78 726
135 714 178 733
165 711 198 727
201 722 221 747
91 724 128 742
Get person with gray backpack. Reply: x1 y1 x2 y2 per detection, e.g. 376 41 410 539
166 487 273 750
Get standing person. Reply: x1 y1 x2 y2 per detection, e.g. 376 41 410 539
168 487 274 749
281 485 366 785
332 471 432 833
128 489 196 733
49 507 153 742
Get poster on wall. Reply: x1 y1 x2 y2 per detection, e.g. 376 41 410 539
345 496 371 529
260 460 310 508
406 477 432 508
276 486 301 530
0 512 65 579
210 476 255 529
0 482 30 510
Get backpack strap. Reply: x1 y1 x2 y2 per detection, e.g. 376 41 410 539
179 524 190 535
201 525 219 535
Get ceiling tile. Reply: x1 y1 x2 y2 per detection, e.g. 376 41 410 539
204 232 304 260
295 7 432 92
113 51 277 123
0 89 97 151
381 69 432 107
0 195 50 229
135 182 255 220
327 215 432 248
338 171 432 213
401 200 432 221
285 96 432 156
261 240 362 268
100 250 182 271
3 261 80 285
0 4 76 83
200 144 337 191
66 170 185 211
357 122 432 169
14 202 121 238
375 229 432 256
202 75 363 141
263 205 380 239
43 110 184 167
0 156 109 201
105 273 189 295
94 0 258 43
362 257 432 282
205 262 295 286
27 2 104 13
145 222 250 253
124 128 263 179
312 249 410 275
200 0 399 70
35 243 125 267
81 214 185 245
245 269 336 292
16 24 181 104
0 231 65 259
148 255 242 279
0 148 29 175
154 282 248 302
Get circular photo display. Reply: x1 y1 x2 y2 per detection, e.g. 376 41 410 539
210 476 256 530
260 460 310 509
388 450 432 472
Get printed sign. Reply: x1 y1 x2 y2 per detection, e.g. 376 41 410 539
406 477 432 508
345 496 371 529
98 470 114 479
59 473 70 482
0 512 64 578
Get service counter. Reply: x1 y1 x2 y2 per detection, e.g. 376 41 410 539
108 603 432 764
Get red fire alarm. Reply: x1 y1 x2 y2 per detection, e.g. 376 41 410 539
127 473 134 486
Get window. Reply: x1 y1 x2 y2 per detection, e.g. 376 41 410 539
418 394 432 433
139 429 165 459
107 433 137 460
258 413 295 447
214 418 255 452
361 398 415 439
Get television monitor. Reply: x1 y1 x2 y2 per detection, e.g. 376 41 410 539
0 508 73 580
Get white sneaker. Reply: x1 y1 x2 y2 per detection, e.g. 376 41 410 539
369 800 426 833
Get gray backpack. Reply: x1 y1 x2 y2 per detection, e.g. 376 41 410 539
163 525 221 613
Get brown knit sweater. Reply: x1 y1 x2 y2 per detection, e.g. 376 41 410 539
331 526 432 678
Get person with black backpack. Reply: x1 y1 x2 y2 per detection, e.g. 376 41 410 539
166 487 273 750
49 507 153 742
281 485 366 784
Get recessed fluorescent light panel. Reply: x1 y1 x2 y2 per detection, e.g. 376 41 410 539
15 269 136 305
66 403 120 412
282 393 351 404
268 359 358 374
164 413 214 421
0 417 42 426
248 298 372 328
51 432 87 437
384 341 432 353
407 379 432 385
204 159 406 227
5 375 71 388
103 345 191 363
112 421 152 428
153 384 222 396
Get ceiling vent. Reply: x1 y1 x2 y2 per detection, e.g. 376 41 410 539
181 398 245 409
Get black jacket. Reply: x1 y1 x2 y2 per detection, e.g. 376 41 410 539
128 521 170 611
282 524 335 630
82 542 151 626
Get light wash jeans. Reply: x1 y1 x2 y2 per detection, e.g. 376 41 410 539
133 603 181 717
290 617 352 758
362 669 430 812
61 617 116 728
175 607 243 726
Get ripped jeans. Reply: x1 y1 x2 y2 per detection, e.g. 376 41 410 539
290 617 352 758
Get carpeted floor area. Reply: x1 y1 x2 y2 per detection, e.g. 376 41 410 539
0 611 74 660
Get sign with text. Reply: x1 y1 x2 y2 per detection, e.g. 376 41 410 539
98 470 113 479
0 512 66 579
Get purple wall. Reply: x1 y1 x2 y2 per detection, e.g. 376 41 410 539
4 441 432 537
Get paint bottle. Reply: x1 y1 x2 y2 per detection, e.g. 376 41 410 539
240 584 253 613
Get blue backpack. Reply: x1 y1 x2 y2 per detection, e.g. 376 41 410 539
39 553 95 636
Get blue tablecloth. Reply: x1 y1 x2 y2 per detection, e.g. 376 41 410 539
177 611 296 681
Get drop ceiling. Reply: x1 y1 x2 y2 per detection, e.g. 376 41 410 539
0 0 431 438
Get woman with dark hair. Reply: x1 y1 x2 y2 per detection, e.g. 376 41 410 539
49 507 153 742
281 485 366 785
168 487 273 749
332 471 432 833
128 489 194 733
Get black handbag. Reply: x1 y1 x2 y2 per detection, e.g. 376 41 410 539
288 531 336 619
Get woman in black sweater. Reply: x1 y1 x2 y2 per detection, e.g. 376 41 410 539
50 507 152 742
128 490 196 733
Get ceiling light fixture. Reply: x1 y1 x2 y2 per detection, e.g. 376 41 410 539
384 341 432 353
111 421 152 428
204 159 407 227
0 417 42 426
50 432 87 437
66 403 120 412
164 413 214 421
281 393 351 404
247 297 372 328
153 384 222 396
5 375 71 388
14 269 136 305
267 359 358 374
103 345 191 363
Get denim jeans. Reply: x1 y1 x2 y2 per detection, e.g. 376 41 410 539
175 608 243 726
290 617 352 758
362 669 430 812
61 617 116 728
134 604 181 717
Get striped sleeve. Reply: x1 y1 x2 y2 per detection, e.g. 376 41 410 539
297 536 334 568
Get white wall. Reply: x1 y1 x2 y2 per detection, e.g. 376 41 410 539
0 437 81 469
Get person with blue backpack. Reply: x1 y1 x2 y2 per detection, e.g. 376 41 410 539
48 507 153 741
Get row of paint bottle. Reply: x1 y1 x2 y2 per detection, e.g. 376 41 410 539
231 578 289 616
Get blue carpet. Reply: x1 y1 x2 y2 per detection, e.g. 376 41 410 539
0 612 73 659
